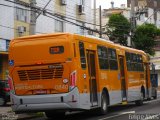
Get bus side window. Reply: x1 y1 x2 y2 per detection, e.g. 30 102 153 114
79 42 86 69
125 52 131 71
126 52 144 72
108 48 118 70
97 46 109 70
132 53 138 71
137 54 144 72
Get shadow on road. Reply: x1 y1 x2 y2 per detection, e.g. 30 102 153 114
46 103 150 120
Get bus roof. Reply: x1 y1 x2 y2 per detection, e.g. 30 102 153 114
12 33 68 40
12 32 145 55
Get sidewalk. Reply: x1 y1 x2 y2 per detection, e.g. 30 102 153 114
0 112 38 120
0 104 40 120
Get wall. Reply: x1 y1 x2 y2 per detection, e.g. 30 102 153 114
36 0 93 35
0 0 14 40
36 0 55 34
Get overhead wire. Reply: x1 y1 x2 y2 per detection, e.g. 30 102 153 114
4 0 131 28
4 0 102 33
38 0 99 23
0 24 45 34
3 0 133 38
0 2 99 34
4 0 100 27
39 0 99 20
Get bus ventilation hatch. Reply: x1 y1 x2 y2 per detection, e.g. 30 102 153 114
17 65 63 81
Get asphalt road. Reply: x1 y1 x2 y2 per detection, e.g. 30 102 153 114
0 92 159 120
27 92 160 120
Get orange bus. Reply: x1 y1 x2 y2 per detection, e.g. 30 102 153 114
9 33 152 118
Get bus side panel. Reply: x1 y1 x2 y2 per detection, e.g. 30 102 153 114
108 70 122 105
73 38 91 109
127 72 142 101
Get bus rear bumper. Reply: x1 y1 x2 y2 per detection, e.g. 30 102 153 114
13 103 72 113
10 87 81 113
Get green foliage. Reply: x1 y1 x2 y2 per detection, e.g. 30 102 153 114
133 24 158 56
108 14 131 46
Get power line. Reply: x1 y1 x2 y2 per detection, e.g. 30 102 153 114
1 2 93 26
39 0 98 20
0 3 31 11
36 0 52 19
4 0 102 33
2 0 101 35
0 24 45 34
38 0 99 24
36 6 98 26
45 14 99 33
142 9 160 25
4 0 100 27
3 0 132 37
0 2 131 32
47 11 100 26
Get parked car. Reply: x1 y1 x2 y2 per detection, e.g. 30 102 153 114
0 80 10 106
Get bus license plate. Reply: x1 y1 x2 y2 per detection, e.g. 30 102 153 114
34 90 47 94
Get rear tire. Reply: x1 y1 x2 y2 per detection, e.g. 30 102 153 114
45 111 65 119
135 92 144 106
99 91 108 115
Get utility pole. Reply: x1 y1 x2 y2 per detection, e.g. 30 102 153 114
93 0 96 30
130 0 136 46
131 0 136 30
99 5 102 38
30 0 36 35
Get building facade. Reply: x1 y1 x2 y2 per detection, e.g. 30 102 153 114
127 0 160 26
127 0 160 86
0 0 93 81
36 0 93 35
94 5 129 40
0 0 14 81
14 0 30 38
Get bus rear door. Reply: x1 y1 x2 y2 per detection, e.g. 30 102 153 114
118 56 127 101
87 50 98 106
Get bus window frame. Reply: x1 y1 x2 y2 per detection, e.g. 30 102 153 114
108 48 118 70
125 52 144 72
97 45 109 70
79 41 87 69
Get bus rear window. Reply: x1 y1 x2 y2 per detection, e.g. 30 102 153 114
50 46 64 54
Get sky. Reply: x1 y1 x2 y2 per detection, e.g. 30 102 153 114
92 0 127 9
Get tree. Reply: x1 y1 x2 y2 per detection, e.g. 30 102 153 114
108 14 131 46
133 24 159 56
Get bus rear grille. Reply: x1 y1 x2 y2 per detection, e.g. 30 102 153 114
18 67 63 81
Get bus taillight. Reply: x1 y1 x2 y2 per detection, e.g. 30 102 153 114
70 71 77 91
8 75 15 94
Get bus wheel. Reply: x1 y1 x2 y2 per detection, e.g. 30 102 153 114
135 92 144 106
99 91 108 115
45 111 65 119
